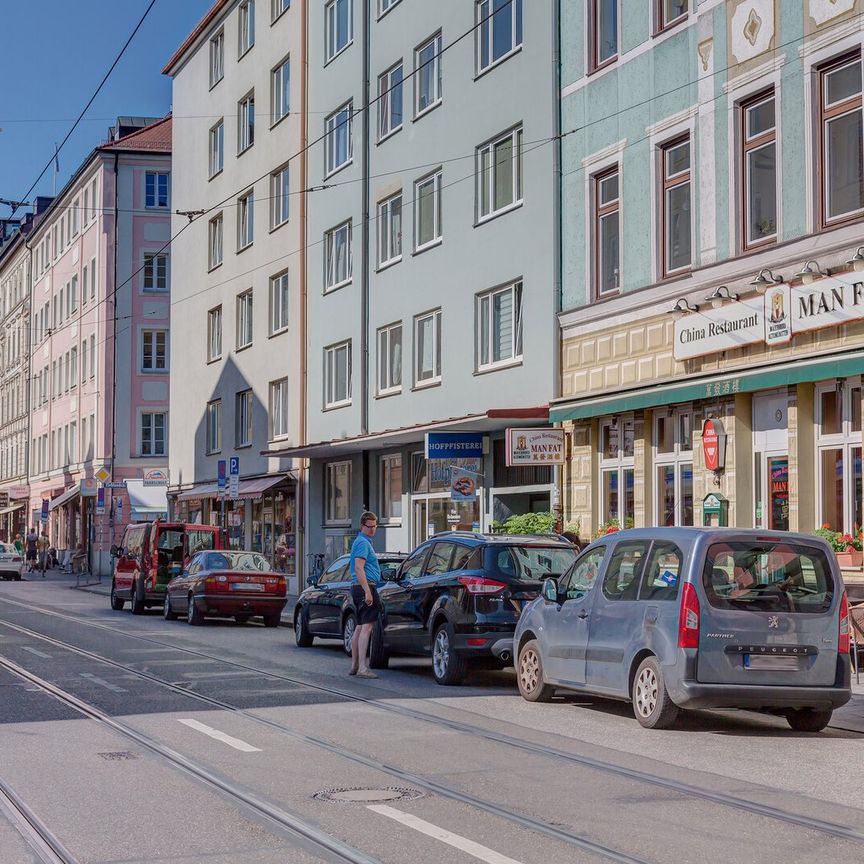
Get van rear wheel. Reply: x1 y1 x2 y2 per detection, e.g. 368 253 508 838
785 708 833 733
110 582 125 611
130 582 145 615
632 657 680 729
517 640 555 703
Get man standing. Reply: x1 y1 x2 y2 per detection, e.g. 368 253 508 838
37 531 50 576
25 527 38 573
349 511 382 679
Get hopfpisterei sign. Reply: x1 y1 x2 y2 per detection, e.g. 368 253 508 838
673 275 864 361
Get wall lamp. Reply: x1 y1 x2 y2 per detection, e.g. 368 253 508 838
795 259 825 285
705 285 738 308
669 297 698 315
847 246 864 272
749 268 783 294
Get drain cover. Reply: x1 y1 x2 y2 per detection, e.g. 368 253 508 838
314 786 424 804
97 751 139 761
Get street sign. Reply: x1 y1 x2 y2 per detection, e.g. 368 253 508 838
80 478 98 497
96 487 105 515
95 466 111 484
40 499 49 523
116 498 123 523
217 459 227 496
229 457 240 499
103 482 127 489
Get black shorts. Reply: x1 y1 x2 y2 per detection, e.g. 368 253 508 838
26 549 37 561
351 584 381 626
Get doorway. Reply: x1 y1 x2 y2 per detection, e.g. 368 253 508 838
753 391 789 530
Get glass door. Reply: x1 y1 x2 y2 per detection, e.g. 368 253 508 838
767 455 789 531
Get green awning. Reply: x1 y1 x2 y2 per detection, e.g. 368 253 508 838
550 351 864 423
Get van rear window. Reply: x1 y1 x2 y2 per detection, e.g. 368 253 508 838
487 545 577 583
702 542 834 614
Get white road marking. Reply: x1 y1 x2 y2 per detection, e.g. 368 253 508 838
20 647 51 659
367 804 526 864
180 670 256 678
177 718 262 752
79 672 127 693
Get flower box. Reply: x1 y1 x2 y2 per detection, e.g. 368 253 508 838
836 550 863 568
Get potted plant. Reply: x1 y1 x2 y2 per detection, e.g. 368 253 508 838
815 525 862 568
593 518 621 539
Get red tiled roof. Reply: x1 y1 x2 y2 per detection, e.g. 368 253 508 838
162 0 228 76
99 116 172 153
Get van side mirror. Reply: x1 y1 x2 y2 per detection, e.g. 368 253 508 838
542 578 560 604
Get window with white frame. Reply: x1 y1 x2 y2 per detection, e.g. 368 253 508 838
71 200 79 236
236 290 253 349
415 170 442 250
325 461 351 523
209 120 224 177
594 167 620 296
477 0 522 73
415 32 442 115
325 0 352 62
414 309 441 385
141 412 166 457
82 264 88 305
270 270 290 334
325 341 351 408
238 92 255 153
379 0 400 14
272 0 290 21
377 193 402 267
741 91 776 249
478 126 522 220
142 330 167 372
90 178 98 222
89 334 96 378
70 275 78 312
238 0 255 56
377 322 402 395
654 410 693 527
477 281 523 370
209 213 223 269
271 164 290 228
235 389 253 447
655 0 688 32
238 190 254 249
143 253 168 292
89 257 96 300
816 380 862 534
324 220 352 289
380 454 402 522
210 30 224 87
269 377 289 439
208 306 222 361
660 136 691 277
145 172 169 209
206 400 222 454
272 55 290 124
325 101 352 175
599 417 635 529
69 347 78 389
378 62 403 140
590 0 618 71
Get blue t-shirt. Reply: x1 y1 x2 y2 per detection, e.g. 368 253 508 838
350 533 381 586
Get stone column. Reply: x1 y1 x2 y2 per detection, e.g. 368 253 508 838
733 392 754 528
793 383 816 533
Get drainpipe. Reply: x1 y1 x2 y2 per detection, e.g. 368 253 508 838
23 236 34 518
110 153 119 554
360 0 371 507
298 0 309 584
552 0 564 531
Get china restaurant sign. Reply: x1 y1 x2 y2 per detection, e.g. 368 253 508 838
673 275 864 361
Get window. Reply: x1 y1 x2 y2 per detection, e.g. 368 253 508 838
145 172 169 209
379 454 402 522
379 0 400 13
477 281 523 370
325 461 351 524
590 0 618 71
377 322 402 394
89 334 96 378
600 417 635 529
820 54 864 226
235 389 253 447
210 30 224 86
561 547 606 600
660 137 691 276
272 0 290 21
414 309 441 385
81 341 88 386
270 271 290 334
477 0 522 73
236 290 253 349
70 275 78 312
238 190 254 249
208 306 222 361
90 178 98 222
82 264 88 305
209 120 224 178
602 541 647 601
141 412 166 457
272 56 290 124
377 194 402 266
594 168 620 295
325 101 352 175
378 62 403 140
741 92 776 248
269 378 289 439
71 200 79 236
238 0 255 56
142 330 167 372
271 165 290 228
415 33 442 115
69 347 78 388
655 0 687 32
209 214 223 269
640 542 683 602
478 126 523 220
89 257 96 300
415 170 442 250
238 92 255 153
206 400 222 454
325 220 352 289
143 253 168 292
325 341 351 407
325 0 352 62
655 411 693 527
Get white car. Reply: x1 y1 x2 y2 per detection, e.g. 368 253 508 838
0 542 24 581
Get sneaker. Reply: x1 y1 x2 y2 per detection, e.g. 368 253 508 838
355 670 378 679
348 668 358 676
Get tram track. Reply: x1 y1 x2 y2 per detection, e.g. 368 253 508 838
0 776 78 864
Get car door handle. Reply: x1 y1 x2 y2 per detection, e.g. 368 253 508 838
577 609 589 620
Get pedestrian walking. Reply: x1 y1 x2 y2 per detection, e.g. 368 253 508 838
25 527 38 573
13 533 23 555
37 531 50 576
349 511 382 679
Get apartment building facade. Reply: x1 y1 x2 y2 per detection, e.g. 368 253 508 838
553 0 864 543
163 0 303 588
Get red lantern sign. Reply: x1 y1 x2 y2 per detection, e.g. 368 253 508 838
702 418 726 473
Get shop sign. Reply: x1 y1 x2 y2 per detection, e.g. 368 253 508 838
80 478 98 498
791 275 864 335
425 432 483 460
674 295 763 361
449 463 480 502
702 418 727 472
764 284 792 346
0 492 7 508
143 468 169 487
505 428 565 466
9 486 28 500
96 487 105 515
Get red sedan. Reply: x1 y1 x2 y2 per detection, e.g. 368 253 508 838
163 550 287 627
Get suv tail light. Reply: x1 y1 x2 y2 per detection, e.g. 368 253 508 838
839 591 850 655
458 576 507 595
678 582 700 649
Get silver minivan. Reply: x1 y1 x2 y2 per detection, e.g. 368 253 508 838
514 528 852 731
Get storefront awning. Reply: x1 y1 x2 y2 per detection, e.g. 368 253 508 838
126 480 168 516
550 350 864 423
0 503 25 516
175 482 220 501
173 474 294 502
49 485 80 511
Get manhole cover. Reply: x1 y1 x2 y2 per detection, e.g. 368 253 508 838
97 751 139 761
313 786 424 804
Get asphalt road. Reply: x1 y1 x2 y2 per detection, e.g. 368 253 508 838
1 575 863 864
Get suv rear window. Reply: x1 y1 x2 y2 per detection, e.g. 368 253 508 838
702 541 835 614
487 545 577 583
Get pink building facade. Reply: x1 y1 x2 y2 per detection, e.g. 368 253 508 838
26 119 172 575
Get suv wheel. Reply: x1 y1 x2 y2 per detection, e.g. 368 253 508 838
110 582 125 611
785 708 833 733
294 608 314 647
432 623 466 686
632 657 679 729
342 613 356 656
517 639 555 703
368 618 389 669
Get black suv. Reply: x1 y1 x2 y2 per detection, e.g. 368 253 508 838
368 532 577 685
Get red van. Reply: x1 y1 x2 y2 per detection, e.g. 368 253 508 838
110 520 228 614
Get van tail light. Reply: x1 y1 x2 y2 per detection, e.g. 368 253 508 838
678 582 700 649
839 591 851 655
458 576 508 595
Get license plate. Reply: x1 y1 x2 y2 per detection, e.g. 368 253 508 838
231 582 264 591
744 655 801 671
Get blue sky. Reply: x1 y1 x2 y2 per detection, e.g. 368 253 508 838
0 0 212 209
